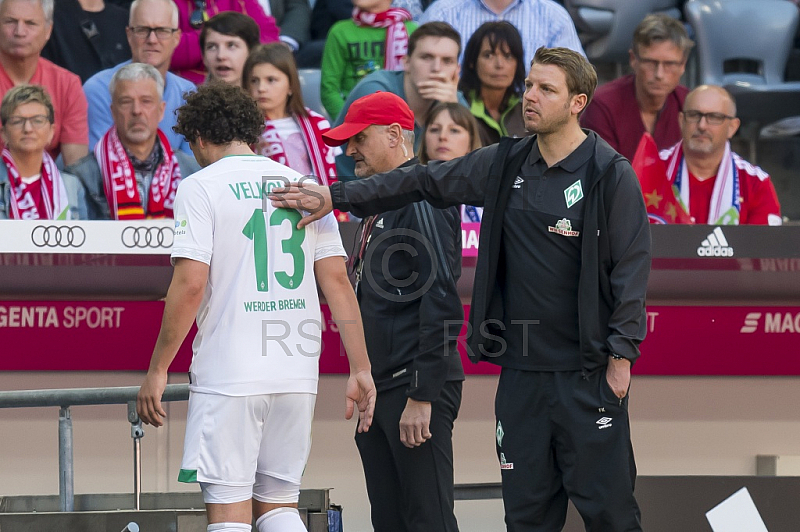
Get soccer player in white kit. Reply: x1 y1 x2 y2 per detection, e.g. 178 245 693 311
137 82 376 532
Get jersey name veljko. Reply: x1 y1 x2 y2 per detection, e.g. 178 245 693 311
228 179 286 200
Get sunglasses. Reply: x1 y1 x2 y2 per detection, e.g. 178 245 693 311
189 0 208 29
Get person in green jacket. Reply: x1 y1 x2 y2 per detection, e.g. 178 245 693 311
459 21 528 146
320 0 416 118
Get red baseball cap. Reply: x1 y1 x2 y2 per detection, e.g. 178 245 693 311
322 91 415 147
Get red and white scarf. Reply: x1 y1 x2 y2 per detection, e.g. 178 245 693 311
259 109 337 184
3 148 70 219
257 109 348 221
662 140 740 225
95 128 181 219
352 7 412 71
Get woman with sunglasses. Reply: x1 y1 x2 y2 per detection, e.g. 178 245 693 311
243 44 348 220
459 21 527 147
171 0 280 84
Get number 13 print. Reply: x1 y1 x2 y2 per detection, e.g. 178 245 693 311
242 208 306 292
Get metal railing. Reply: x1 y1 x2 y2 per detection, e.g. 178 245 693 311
0 384 189 512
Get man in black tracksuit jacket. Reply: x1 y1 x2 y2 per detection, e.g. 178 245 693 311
272 48 652 531
321 91 464 532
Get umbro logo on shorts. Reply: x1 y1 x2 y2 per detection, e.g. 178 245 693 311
596 417 613 430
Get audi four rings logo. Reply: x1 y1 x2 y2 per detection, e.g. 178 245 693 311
121 226 174 248
31 225 86 247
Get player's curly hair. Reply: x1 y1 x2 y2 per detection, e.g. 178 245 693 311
173 82 264 146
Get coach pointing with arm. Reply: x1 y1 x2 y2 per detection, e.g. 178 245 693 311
273 47 652 530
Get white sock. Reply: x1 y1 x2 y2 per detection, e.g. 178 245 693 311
255 507 306 532
207 523 251 532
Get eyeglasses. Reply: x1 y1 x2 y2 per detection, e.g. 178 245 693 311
5 115 50 129
128 26 178 40
635 54 685 73
682 110 735 126
190 0 208 29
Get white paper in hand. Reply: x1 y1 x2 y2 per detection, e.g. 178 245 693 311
706 487 768 532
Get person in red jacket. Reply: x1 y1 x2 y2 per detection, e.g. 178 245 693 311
659 85 781 225
170 0 279 84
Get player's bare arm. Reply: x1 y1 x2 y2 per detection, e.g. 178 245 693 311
137 258 209 427
270 182 333 228
314 256 376 432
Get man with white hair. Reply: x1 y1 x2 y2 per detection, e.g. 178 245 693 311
0 0 89 166
67 62 199 219
83 0 195 153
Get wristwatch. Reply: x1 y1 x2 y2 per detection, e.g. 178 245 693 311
610 353 626 361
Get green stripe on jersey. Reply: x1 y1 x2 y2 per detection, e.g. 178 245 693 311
178 469 198 483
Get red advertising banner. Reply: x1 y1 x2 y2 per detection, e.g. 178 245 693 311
2 302 798 375
462 223 480 257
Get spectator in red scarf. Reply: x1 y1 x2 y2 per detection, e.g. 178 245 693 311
320 0 417 118
0 85 87 219
170 0 279 84
243 43 349 220
67 63 200 219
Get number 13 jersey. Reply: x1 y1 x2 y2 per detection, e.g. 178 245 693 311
171 155 346 396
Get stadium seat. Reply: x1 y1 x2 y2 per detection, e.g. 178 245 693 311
685 0 800 161
298 68 329 120
565 0 682 65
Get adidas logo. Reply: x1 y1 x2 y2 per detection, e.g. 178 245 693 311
512 176 524 189
596 416 612 430
697 227 734 257
375 218 384 229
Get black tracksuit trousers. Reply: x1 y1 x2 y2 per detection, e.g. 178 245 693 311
495 368 642 532
355 380 462 532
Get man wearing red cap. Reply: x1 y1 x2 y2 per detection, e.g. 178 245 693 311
323 90 464 532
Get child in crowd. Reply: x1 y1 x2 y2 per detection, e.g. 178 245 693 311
320 0 416 118
170 2 278 84
243 44 348 220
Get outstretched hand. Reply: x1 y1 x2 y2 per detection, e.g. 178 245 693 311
345 369 377 432
269 182 333 228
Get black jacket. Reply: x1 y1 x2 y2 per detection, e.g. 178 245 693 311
332 132 651 372
354 162 464 401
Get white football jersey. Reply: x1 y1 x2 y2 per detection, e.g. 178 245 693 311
171 155 345 396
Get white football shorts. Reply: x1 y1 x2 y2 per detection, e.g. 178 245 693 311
179 392 316 486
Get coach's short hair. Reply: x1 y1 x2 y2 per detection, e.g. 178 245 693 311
532 47 598 115
174 82 264 145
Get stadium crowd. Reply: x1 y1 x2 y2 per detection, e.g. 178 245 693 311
0 0 788 223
